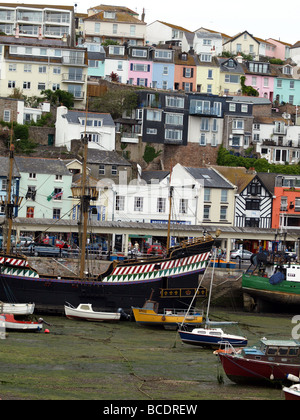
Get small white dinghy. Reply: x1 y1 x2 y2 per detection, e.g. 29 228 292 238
64 302 121 322
0 302 35 315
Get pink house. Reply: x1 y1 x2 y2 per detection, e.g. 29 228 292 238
266 38 292 61
242 61 276 101
128 60 153 87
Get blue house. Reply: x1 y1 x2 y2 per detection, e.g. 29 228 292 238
151 48 175 90
274 63 300 105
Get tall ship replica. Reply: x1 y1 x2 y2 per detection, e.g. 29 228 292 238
0 134 215 315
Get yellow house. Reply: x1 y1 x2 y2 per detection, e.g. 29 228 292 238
217 57 245 96
195 56 220 95
0 35 88 110
223 31 260 60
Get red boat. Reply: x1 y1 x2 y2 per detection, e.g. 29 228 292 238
218 338 300 386
1 313 44 332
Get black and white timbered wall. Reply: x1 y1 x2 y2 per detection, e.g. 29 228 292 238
235 177 272 229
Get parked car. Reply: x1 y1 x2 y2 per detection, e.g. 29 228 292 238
24 243 68 257
147 244 165 256
230 249 253 260
42 238 70 249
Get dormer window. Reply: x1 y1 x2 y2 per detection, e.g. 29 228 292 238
104 11 116 19
283 66 292 75
181 53 188 61
227 59 235 68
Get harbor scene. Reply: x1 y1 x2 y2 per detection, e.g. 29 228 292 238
0 0 298 404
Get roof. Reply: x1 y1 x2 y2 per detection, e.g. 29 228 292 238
0 35 82 50
256 172 277 194
230 96 271 105
63 110 115 127
15 157 70 176
85 10 145 24
211 166 255 193
0 3 74 11
224 30 259 45
156 21 193 34
0 156 20 177
217 57 245 74
86 150 131 166
141 170 169 184
88 4 139 16
184 167 234 189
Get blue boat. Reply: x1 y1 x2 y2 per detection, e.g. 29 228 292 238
178 326 248 348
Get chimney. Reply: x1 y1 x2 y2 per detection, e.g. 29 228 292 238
141 8 145 22
62 33 67 43
236 53 243 64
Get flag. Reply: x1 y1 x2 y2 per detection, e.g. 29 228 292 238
47 191 55 201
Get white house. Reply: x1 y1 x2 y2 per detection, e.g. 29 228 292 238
146 21 192 51
193 32 223 57
55 106 116 151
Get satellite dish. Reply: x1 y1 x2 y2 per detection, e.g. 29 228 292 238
282 112 291 119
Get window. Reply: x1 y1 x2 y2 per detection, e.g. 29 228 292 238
147 128 157 135
201 118 209 131
280 196 288 210
26 186 36 201
53 83 60 91
115 196 125 211
53 188 62 200
200 54 212 62
246 199 260 210
53 67 61 74
203 205 210 220
163 66 168 75
39 65 47 73
94 23 100 33
157 197 166 213
225 74 239 83
130 25 136 36
8 80 15 88
53 208 61 219
113 24 118 34
25 47 32 55
155 50 172 59
220 206 227 220
29 173 36 179
3 110 10 122
109 46 124 55
241 104 248 113
40 48 47 56
179 199 188 214
200 133 206 146
252 76 257 86
166 96 184 108
1 179 7 191
38 82 46 90
111 165 117 176
290 81 295 89
229 103 236 112
212 119 218 132
147 109 162 121
132 49 147 58
23 81 31 89
132 63 149 72
263 77 269 87
277 80 282 88
233 119 244 130
204 188 211 201
26 207 34 218
24 64 32 73
165 113 183 125
207 84 212 94
208 69 213 79
134 197 143 212
165 129 182 141
9 64 16 72
221 190 228 202
99 165 105 175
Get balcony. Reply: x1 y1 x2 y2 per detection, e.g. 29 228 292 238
62 73 86 83
121 133 140 144
62 57 85 66
273 126 287 135
189 105 220 116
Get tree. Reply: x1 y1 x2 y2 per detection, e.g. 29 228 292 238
91 89 138 119
41 89 74 108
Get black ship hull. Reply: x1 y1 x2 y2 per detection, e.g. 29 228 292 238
0 238 214 315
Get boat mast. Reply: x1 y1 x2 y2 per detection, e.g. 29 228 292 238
4 127 15 254
166 167 173 252
79 98 90 279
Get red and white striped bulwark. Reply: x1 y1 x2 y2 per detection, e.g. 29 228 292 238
112 252 209 276
0 257 29 267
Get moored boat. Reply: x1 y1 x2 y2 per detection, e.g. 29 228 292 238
178 326 248 348
0 302 35 315
1 313 43 332
64 302 121 322
131 292 204 329
218 338 300 385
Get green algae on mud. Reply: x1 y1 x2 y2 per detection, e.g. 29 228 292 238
0 309 293 400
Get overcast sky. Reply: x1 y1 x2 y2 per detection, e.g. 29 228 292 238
3 0 299 44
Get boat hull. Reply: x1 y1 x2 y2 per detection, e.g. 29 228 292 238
0 242 213 315
131 307 203 328
218 352 300 385
242 273 300 311
64 304 121 322
178 329 247 348
0 268 205 315
0 302 35 315
283 386 300 400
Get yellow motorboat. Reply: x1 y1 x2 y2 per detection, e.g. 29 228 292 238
132 298 203 330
